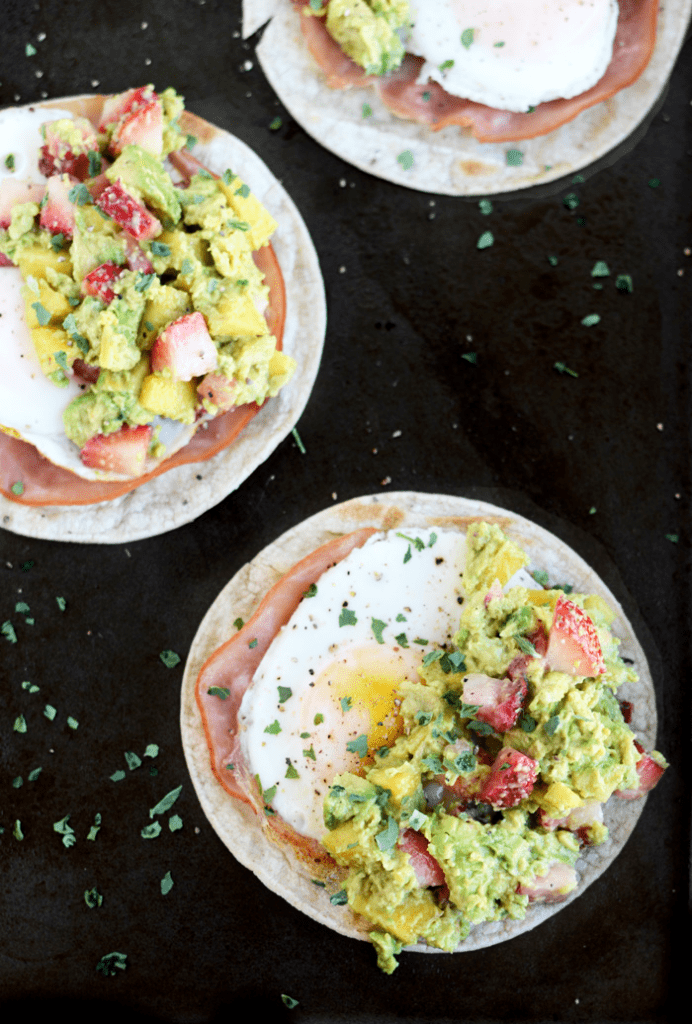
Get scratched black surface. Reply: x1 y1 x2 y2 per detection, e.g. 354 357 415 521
0 2 689 1022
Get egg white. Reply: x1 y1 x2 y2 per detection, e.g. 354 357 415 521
406 0 620 113
239 528 467 840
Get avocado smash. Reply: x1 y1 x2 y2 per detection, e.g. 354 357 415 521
322 522 667 973
312 0 410 75
0 86 295 477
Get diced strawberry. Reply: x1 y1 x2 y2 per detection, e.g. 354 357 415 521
151 312 217 381
461 673 526 733
197 372 238 412
517 861 577 903
122 234 154 274
72 359 100 385
110 100 163 157
81 262 124 304
0 179 45 228
618 699 634 723
615 744 667 800
38 174 77 238
96 181 161 241
80 424 152 476
398 828 445 888
0 253 13 267
86 172 111 201
479 747 538 809
38 116 101 181
545 595 605 677
98 86 157 131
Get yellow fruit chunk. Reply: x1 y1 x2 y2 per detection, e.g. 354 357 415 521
536 782 582 819
15 244 73 280
139 375 196 422
205 293 267 337
30 326 78 375
218 176 277 250
367 763 419 808
320 820 363 865
350 887 440 945
22 279 73 329
138 285 191 349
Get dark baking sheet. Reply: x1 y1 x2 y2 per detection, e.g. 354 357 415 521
0 2 689 1022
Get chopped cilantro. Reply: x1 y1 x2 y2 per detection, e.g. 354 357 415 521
303 745 316 761
375 817 399 852
12 776 23 789
479 199 493 215
519 711 537 733
346 734 368 758
43 704 56 720
581 314 601 327
397 150 414 171
4 153 15 170
362 103 372 118
235 183 251 199
421 754 444 774
208 686 230 700
548 255 558 266
67 716 79 730
554 361 579 377
371 618 387 644
413 637 429 647
462 352 477 364
477 231 494 250
666 533 679 543
494 41 505 47
339 607 357 627
161 871 174 895
53 815 76 848
531 569 549 587
150 241 171 258
169 814 183 831
340 696 353 712
282 995 299 1009
314 713 324 725
302 583 317 600
422 649 444 667
12 820 23 841
134 272 155 292
439 59 455 72
56 596 66 611
233 617 244 630
544 715 560 736
395 632 409 647
505 149 523 167
330 889 348 905
514 635 538 657
285 763 299 780
591 261 610 277
265 720 281 735
10 481 24 496
248 638 258 649
269 117 283 131
31 301 51 326
84 887 103 909
49 232 65 252
589 506 597 515
292 427 306 453
96 952 127 976
28 767 42 782
88 150 102 176
25 43 37 56
68 182 92 206
159 650 180 668
616 274 633 293
461 28 474 48
648 178 660 188
422 90 431 102
278 686 292 704
87 812 102 841
13 714 27 734
563 193 580 210
180 258 194 276
149 785 182 818
125 751 142 771
141 822 162 839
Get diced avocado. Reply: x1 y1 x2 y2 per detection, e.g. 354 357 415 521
70 210 126 283
98 293 145 371
325 0 407 75
106 145 182 222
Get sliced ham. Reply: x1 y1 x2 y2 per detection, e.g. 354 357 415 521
295 0 660 143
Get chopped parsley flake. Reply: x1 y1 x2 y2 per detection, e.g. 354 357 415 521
477 231 494 250
4 153 15 170
544 715 560 736
514 635 538 657
362 103 372 118
395 632 409 647
581 314 601 327
160 871 174 896
479 199 493 215
53 815 76 848
397 150 414 171
10 481 24 496
278 686 293 704
149 785 182 818
169 814 183 831
591 261 610 278
282 995 299 1009
67 716 79 730
141 822 162 839
124 751 142 771
285 763 299 780
208 686 230 700
462 352 477 364
13 714 27 733
375 817 399 851
265 720 281 735
666 533 679 543
461 28 474 48
339 607 357 627
150 241 171 258
563 193 580 210
49 232 65 252
303 745 316 761
110 770 126 782
371 618 387 644
292 427 306 454
87 812 102 841
84 887 103 909
68 183 92 206
235 183 251 198
43 704 56 721
616 274 634 293
439 59 455 72
519 711 537 733
269 117 283 131
346 734 368 758
233 617 244 631
25 43 37 56
88 150 102 176
505 149 523 167
340 696 353 712
159 650 180 668
330 889 348 905
96 952 127 976
648 177 660 188
302 583 317 599
314 713 324 725
28 767 42 782
554 361 579 378
531 569 550 587
31 301 51 326
12 820 23 841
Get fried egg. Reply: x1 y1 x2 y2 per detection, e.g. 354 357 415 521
406 0 620 113
239 528 468 840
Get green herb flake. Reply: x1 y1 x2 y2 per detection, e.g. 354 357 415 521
375 817 399 852
461 28 474 48
134 272 155 292
13 820 24 841
44 704 56 721
422 90 431 102
346 734 368 758
207 686 230 700
124 751 142 771
494 40 505 47
84 887 103 909
96 952 127 976
12 776 23 788
362 103 373 118
439 59 455 72
422 649 444 667
235 183 251 199
150 241 171 258
53 815 76 848
314 713 324 725
548 255 558 266
13 714 27 734
169 814 183 832
149 784 182 818
581 313 601 327
394 632 409 648
303 745 317 761
514 635 538 657
25 43 37 56
233 617 244 630
371 618 387 644
49 232 65 252
68 182 92 206
648 177 660 188
277 686 293 704
339 607 357 627
330 889 348 906
479 199 493 215
265 720 281 735
477 230 494 250
591 260 610 278
31 301 51 326
589 506 597 515
141 821 162 839
10 481 24 496
282 994 299 1009
462 352 477 364
616 274 634 293
87 812 102 841
666 533 679 543
531 569 549 587
159 649 180 668
110 769 126 782
160 871 174 896
88 150 102 176
554 361 579 378
397 150 414 171
5 153 16 170
302 583 317 599
28 767 42 782
340 696 353 713
563 193 580 210
292 427 306 453
544 715 560 736
519 711 537 733
505 149 523 167
269 117 283 131
285 763 299 780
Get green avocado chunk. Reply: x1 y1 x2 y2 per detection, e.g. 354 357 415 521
106 145 182 223
325 0 408 75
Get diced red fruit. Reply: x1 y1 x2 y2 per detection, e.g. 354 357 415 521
80 424 152 476
398 828 445 888
545 596 605 677
98 86 157 131
72 359 100 384
0 179 45 228
197 372 237 411
38 116 100 180
38 175 77 238
0 253 13 267
537 800 604 838
122 234 154 274
151 312 217 381
81 262 124 304
517 861 577 903
618 699 633 723
110 100 164 157
86 172 111 201
461 673 527 733
479 747 538 809
96 181 161 241
615 744 666 800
